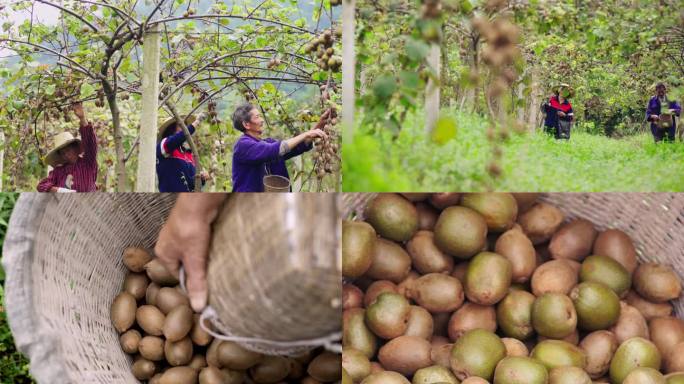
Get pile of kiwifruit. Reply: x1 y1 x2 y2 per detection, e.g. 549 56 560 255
342 193 684 384
303 28 342 72
313 102 340 180
112 246 342 383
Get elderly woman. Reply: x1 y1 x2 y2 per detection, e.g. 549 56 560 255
156 113 209 192
542 84 574 140
646 83 681 142
37 103 97 192
231 103 329 192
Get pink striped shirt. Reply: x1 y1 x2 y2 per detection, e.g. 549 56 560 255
36 122 98 192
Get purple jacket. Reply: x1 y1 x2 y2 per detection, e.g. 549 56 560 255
646 96 681 131
231 134 313 192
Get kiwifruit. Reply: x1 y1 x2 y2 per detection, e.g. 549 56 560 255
342 220 376 278
579 330 618 379
344 284 364 309
493 356 548 384
530 340 587 370
369 361 385 373
517 202 565 245
165 337 193 366
415 202 439 231
123 246 153 272
360 371 411 384
378 335 432 376
548 366 591 384
501 337 529 357
461 378 489 384
548 219 597 261
593 229 638 275
364 280 398 307
163 305 193 342
132 357 156 380
432 311 451 338
665 342 684 373
189 355 207 370
412 365 459 383
366 292 411 339
139 335 165 361
307 352 341 382
512 193 540 214
145 258 180 286
665 372 684 383
123 272 150 300
401 193 430 202
364 194 419 242
610 302 650 344
452 262 469 281
450 329 506 380
149 373 163 384
365 238 412 283
136 305 165 336
343 308 377 358
609 337 661 384
342 347 372 382
623 367 665 384
435 207 488 260
430 342 453 368
397 271 419 299
205 338 221 367
120 329 141 354
406 231 454 274
249 356 291 383
404 305 434 339
464 252 512 305
159 366 198 384
146 282 161 306
496 290 535 340
190 314 213 346
571 281 621 331
532 293 577 338
537 329 580 345
217 341 263 370
448 302 497 341
111 292 137 333
650 317 684 356
530 260 578 296
198 367 227 384
429 193 462 209
495 228 536 283
409 273 464 313
461 193 518 232
633 263 682 303
156 287 191 315
625 290 673 320
580 255 632 297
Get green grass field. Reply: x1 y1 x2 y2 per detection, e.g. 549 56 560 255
343 110 684 192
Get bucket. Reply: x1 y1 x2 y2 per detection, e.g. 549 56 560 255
263 175 291 192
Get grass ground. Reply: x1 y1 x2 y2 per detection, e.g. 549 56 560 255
343 110 684 192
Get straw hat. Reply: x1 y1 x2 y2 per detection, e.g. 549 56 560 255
559 83 575 98
44 132 81 167
158 115 195 141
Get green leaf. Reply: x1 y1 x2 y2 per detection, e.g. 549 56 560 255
373 75 397 101
80 83 95 98
405 38 429 62
431 115 457 145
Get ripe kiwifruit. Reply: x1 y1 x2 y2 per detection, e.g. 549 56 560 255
111 292 137 333
530 340 586 370
430 342 453 368
579 330 618 379
146 282 161 306
452 262 469 281
364 194 419 242
517 202 565 245
593 229 638 275
366 292 411 339
165 337 193 366
497 290 535 340
123 272 150 300
199 367 227 384
429 193 462 209
609 337 661 384
448 302 497 341
404 305 434 339
530 260 578 296
571 281 621 331
188 355 206 370
610 302 650 344
415 202 439 231
512 193 540 214
190 314 213 346
532 293 577 338
502 337 529 357
461 193 518 232
665 372 684 383
343 308 377 358
450 329 506 380
650 317 684 356
364 280 398 307
406 231 454 275
464 252 512 305
462 377 489 384
342 220 376 278
156 287 191 315
342 347 372 382
145 258 180 286
249 356 291 383
139 335 165 361
365 238 412 283
343 284 364 309
409 273 464 313
123 246 153 272
132 357 156 380
666 343 684 373
493 356 548 384
360 371 411 384
495 228 536 283
378 335 432 376
307 352 342 382
137 305 165 336
401 193 430 202
549 366 591 384
163 305 193 342
159 366 198 384
548 219 597 261
623 367 665 384
119 329 141 354
216 341 263 370
412 365 459 383
633 263 682 303
397 272 419 300
434 206 488 259
580 255 631 297
625 290 673 320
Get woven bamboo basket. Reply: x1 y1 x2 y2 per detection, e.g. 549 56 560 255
2 193 347 384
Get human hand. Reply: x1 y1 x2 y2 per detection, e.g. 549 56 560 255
72 102 86 122
154 194 226 312
306 128 328 141
558 111 566 118
56 187 76 193
651 114 660 121
200 171 210 182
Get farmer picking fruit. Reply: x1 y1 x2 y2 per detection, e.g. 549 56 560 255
542 83 575 140
646 82 681 143
36 102 97 192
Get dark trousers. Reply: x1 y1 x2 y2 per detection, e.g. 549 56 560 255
651 124 675 142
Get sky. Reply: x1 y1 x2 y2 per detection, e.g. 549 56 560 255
0 2 60 59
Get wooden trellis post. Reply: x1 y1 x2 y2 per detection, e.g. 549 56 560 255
425 44 441 134
342 0 355 143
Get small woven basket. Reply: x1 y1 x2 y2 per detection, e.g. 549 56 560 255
2 193 351 384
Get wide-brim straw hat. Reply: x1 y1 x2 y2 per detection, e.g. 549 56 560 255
559 83 575 98
158 115 195 141
44 132 81 167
